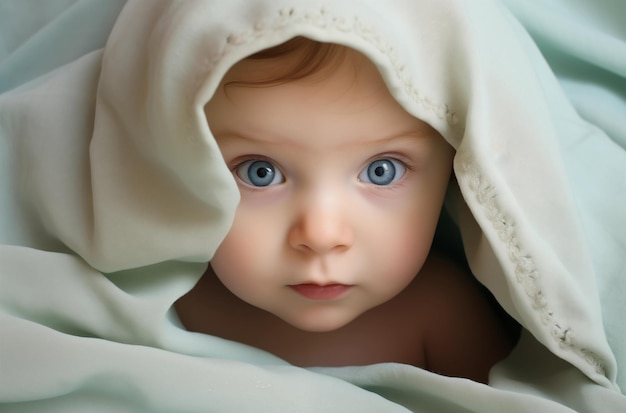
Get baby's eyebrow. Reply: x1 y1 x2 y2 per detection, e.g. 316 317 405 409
365 128 438 144
210 131 265 143
211 125 439 148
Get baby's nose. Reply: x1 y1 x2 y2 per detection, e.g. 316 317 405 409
287 196 354 255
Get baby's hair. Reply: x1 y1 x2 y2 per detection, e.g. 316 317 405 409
227 36 348 87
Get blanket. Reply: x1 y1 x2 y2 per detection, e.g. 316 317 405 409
1 0 625 411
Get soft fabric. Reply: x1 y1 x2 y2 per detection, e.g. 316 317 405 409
1 0 625 412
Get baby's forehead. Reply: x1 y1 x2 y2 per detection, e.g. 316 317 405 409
209 38 444 145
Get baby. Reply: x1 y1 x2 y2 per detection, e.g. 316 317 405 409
176 37 517 383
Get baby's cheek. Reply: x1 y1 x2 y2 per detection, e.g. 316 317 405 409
211 216 278 289
211 223 253 279
385 226 431 283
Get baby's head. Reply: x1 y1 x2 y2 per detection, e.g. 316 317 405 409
205 37 454 332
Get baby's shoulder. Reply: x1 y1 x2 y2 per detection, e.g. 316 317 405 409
400 251 481 314
407 251 517 382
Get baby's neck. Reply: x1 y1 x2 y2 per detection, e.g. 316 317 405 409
174 265 427 367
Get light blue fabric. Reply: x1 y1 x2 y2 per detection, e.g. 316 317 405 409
0 0 126 93
501 0 626 391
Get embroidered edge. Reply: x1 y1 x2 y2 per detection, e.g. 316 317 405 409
197 5 459 128
457 152 606 377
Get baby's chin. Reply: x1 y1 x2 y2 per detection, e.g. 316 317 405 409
276 306 365 333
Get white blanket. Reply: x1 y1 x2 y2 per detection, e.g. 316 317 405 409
1 0 625 411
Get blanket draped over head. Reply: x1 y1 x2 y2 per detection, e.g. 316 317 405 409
1 0 625 411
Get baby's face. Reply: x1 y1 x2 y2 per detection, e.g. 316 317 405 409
205 49 454 332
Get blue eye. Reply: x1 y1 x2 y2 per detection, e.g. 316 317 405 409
235 160 284 187
359 159 406 186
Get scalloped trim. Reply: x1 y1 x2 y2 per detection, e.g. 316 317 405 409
458 153 606 376
199 5 458 127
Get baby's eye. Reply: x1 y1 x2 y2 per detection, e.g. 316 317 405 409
358 158 406 186
235 159 284 187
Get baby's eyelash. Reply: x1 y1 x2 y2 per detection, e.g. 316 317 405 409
371 154 415 171
230 155 274 171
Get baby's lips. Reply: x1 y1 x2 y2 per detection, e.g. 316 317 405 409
289 283 353 300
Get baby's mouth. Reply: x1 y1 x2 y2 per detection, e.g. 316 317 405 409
288 283 353 300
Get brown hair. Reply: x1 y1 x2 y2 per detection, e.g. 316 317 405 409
227 36 348 87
